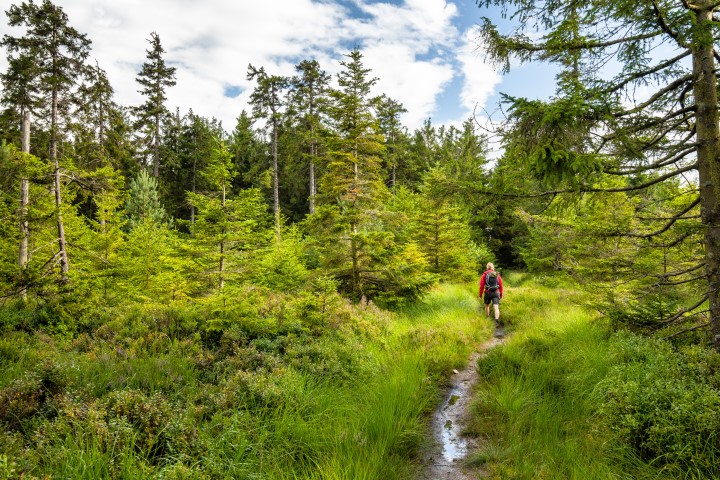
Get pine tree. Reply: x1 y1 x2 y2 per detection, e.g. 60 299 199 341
125 170 168 229
477 0 720 345
373 94 407 194
289 59 331 214
247 65 288 239
134 32 176 178
2 0 92 283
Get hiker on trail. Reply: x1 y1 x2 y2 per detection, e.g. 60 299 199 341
479 262 503 325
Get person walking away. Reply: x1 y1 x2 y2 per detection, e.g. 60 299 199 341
479 262 503 326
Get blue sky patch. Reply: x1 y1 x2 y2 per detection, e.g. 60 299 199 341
223 85 243 98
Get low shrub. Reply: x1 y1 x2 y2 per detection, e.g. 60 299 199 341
594 332 720 476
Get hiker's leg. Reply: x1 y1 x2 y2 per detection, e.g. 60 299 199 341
493 303 500 320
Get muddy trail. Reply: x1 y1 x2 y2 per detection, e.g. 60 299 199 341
419 326 507 480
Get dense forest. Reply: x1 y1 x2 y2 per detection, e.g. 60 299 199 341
1 0 720 478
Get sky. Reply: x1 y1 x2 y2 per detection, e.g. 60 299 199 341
1 0 558 148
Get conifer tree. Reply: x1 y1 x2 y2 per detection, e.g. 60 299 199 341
134 32 176 178
73 63 117 170
228 110 263 191
161 112 223 226
125 170 168 229
477 0 720 345
0 51 35 288
325 48 386 214
247 65 288 239
2 0 92 283
187 141 272 292
373 94 407 194
289 60 331 214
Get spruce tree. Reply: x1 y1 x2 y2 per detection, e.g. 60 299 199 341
373 94 407 194
477 0 720 345
2 0 92 283
134 32 176 178
247 65 288 239
289 60 331 214
228 110 264 191
187 141 272 292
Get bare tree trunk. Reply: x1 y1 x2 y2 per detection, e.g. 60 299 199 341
153 112 160 178
191 131 197 227
273 117 281 240
350 229 360 298
52 90 70 283
19 110 30 299
309 159 316 214
392 162 396 195
693 3 720 349
309 128 317 214
219 178 226 291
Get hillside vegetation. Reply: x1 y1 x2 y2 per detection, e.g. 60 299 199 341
0 283 489 479
469 272 720 479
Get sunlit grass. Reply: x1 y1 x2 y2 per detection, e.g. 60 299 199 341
0 283 491 479
466 273 671 479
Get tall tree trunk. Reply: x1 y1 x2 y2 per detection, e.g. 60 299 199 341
391 163 396 196
273 117 281 240
219 179 226 291
191 131 197 227
309 129 316 214
693 3 720 349
19 110 30 299
153 112 160 177
352 138 358 235
52 88 70 283
350 229 360 298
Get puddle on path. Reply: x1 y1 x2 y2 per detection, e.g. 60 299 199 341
420 330 505 480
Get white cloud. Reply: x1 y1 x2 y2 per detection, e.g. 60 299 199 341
458 26 502 115
363 43 454 128
0 0 496 132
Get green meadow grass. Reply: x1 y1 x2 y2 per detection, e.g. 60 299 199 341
466 272 670 479
0 283 491 479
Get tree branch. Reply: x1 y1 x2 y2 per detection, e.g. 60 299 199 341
618 74 693 116
657 274 705 286
650 0 687 47
627 197 701 239
664 321 710 339
601 50 692 96
661 294 709 325
652 262 705 279
495 161 698 198
603 144 696 176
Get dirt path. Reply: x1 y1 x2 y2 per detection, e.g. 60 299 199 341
419 327 506 480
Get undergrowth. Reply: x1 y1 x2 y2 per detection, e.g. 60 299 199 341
467 271 720 479
0 282 490 479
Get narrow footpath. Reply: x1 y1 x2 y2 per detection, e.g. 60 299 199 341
420 326 507 480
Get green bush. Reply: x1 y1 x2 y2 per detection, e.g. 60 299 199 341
594 332 720 476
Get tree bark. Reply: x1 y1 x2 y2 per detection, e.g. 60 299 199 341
153 111 160 177
19 110 30 299
51 72 70 283
272 116 281 240
692 3 720 349
219 178 226 291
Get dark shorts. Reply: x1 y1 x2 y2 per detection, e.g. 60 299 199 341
483 290 500 305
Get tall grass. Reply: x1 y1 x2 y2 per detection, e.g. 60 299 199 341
302 283 491 479
0 283 491 479
466 272 670 479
